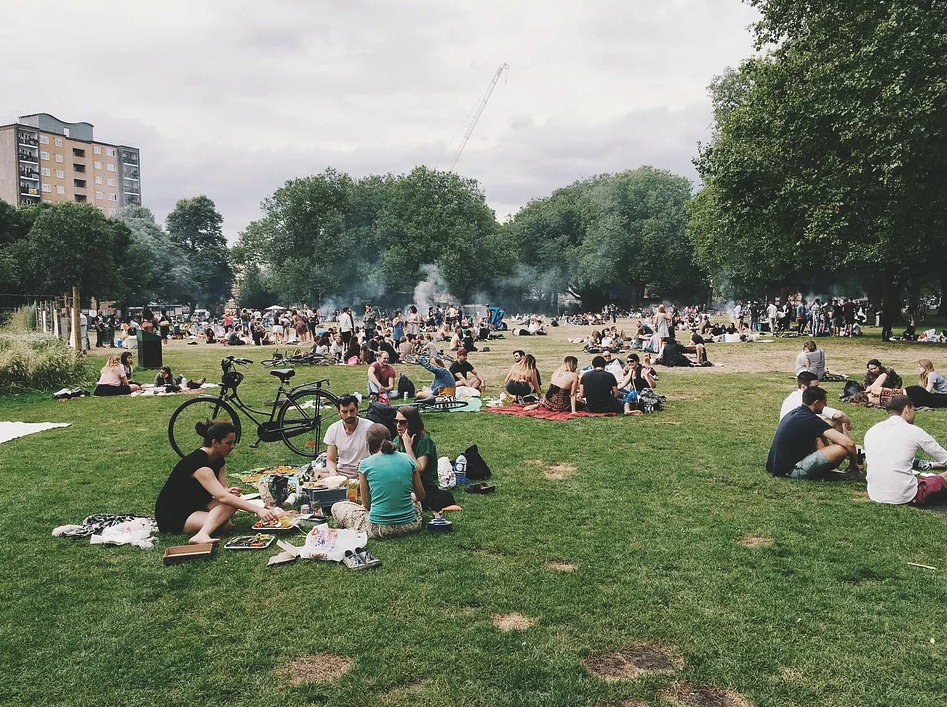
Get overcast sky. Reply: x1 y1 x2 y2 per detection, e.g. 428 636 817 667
1 0 760 240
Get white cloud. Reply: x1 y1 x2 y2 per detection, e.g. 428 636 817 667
0 0 760 237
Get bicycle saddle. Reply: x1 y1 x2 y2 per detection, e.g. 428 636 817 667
269 368 296 382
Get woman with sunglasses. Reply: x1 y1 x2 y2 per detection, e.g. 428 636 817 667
394 406 458 512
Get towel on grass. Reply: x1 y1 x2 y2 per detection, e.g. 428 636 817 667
0 421 70 445
484 405 615 422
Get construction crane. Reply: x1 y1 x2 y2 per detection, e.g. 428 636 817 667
448 62 509 171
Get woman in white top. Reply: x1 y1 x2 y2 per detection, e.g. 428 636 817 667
906 359 947 408
406 305 421 337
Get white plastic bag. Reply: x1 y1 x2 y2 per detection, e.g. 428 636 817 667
437 456 456 490
89 518 157 548
299 523 366 562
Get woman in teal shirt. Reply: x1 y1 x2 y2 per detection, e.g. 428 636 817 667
331 424 425 538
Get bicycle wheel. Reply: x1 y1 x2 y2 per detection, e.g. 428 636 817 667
277 389 337 458
418 398 469 413
168 396 242 458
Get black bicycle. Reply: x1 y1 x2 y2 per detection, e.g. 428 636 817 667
261 349 334 368
167 356 341 458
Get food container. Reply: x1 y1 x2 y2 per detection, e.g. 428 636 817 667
301 487 347 513
162 543 216 565
427 517 453 533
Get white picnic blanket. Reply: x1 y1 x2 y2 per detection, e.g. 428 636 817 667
0 421 70 445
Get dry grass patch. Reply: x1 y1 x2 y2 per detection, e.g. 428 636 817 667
491 612 537 631
780 667 805 683
737 535 773 548
594 701 649 707
584 643 682 681
280 652 354 686
381 678 430 705
544 463 578 480
547 561 578 572
851 491 871 503
643 421 682 426
665 683 752 707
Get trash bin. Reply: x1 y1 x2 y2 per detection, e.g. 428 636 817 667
136 330 163 369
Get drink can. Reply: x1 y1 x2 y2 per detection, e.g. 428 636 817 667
300 504 311 515
347 479 359 503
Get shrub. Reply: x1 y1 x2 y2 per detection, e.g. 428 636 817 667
0 331 91 393
3 305 38 332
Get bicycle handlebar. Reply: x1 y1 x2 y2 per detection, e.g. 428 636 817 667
224 356 253 365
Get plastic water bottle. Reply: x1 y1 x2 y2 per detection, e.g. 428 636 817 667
455 454 467 475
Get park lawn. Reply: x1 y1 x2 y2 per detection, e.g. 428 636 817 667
1 326 946 707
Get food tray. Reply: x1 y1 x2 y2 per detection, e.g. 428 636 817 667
252 520 299 532
163 543 216 565
225 534 276 550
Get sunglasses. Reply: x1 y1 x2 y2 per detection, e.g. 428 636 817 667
395 419 408 425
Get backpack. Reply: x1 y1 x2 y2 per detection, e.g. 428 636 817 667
398 374 416 399
462 444 491 480
637 388 667 413
840 380 866 401
365 401 398 438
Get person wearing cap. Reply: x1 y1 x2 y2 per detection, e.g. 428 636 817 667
449 348 484 393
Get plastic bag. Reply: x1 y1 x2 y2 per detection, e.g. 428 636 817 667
299 523 367 562
437 456 456 490
89 518 157 548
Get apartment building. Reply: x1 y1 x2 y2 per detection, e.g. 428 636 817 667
0 113 141 215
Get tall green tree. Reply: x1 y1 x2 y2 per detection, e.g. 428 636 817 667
690 1 947 314
166 196 233 309
115 205 191 306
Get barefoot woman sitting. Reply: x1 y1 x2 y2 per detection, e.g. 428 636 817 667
155 420 285 544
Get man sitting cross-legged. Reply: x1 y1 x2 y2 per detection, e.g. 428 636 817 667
864 395 947 506
780 371 852 436
449 348 484 395
766 386 861 480
368 350 397 401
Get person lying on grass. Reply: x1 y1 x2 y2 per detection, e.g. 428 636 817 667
780 371 852 436
155 420 285 545
864 395 947 507
766 386 861 481
331 423 426 538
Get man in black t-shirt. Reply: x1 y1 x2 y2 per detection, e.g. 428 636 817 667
580 356 623 414
449 349 484 392
766 386 860 480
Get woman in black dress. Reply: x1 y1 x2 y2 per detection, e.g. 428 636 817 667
155 420 284 544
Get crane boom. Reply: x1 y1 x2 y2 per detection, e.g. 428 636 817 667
449 62 509 171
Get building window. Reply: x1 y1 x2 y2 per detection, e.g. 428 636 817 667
108 193 119 201
73 148 85 157
95 176 102 185
56 170 64 179
55 154 63 163
41 167 50 176
39 135 49 145
106 147 116 157
42 184 51 193
56 186 65 195
74 163 86 173
55 137 63 147
74 179 86 189
40 151 49 160
95 191 104 200
94 145 101 154
107 178 118 186
106 163 116 172
63 128 70 138
75 194 86 203
108 208 117 215
94 161 102 170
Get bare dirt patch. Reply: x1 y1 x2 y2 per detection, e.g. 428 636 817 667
594 701 649 707
584 644 682 681
547 561 578 572
491 612 537 631
666 683 752 707
544 463 578 480
737 535 773 548
281 652 354 686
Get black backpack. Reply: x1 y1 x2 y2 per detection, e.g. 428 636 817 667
463 444 491 480
398 374 416 399
365 401 398 438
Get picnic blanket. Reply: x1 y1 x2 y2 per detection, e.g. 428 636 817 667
0 421 70 445
131 383 218 397
484 405 616 422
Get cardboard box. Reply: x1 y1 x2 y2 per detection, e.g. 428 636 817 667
163 543 216 565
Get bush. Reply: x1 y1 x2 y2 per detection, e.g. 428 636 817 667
0 331 91 393
3 305 38 332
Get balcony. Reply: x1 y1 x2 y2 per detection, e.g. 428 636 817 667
73 148 85 157
18 150 38 164
74 163 86 173
122 166 140 180
74 179 87 189
17 132 39 147
74 194 87 203
20 184 40 196
123 181 140 195
18 166 38 179
121 151 139 166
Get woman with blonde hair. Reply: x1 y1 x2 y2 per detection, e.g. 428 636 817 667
505 353 541 399
525 355 579 413
906 359 947 408
794 339 825 380
93 355 134 396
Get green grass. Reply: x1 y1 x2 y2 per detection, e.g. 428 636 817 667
2 330 947 706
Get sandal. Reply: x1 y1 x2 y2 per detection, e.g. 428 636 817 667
354 546 382 568
465 482 496 495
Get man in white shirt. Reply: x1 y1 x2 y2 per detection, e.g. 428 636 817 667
864 395 947 505
338 307 354 348
766 301 778 332
323 394 372 478
780 371 852 435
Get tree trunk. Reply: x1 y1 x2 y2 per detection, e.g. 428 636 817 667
72 286 81 352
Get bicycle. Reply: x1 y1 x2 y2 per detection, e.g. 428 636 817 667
167 356 341 459
261 349 334 368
